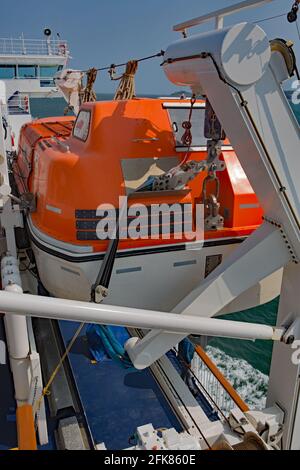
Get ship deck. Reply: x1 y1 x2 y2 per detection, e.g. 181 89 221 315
59 321 182 449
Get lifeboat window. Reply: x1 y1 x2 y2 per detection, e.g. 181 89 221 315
165 105 207 149
73 110 91 142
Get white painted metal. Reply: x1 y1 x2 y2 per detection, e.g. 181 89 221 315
126 21 300 370
0 36 69 99
267 262 300 449
126 224 289 368
1 202 23 256
1 102 42 415
246 406 284 448
163 24 300 255
133 327 260 448
128 328 218 448
0 37 69 56
127 423 202 450
126 19 300 446
0 102 11 204
0 288 285 342
29 216 281 311
0 35 70 147
173 0 273 32
2 283 30 405
26 318 48 446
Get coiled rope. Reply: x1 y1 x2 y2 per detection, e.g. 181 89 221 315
81 67 98 103
109 60 138 100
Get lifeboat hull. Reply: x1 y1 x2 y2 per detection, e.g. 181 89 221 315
14 98 282 313
28 217 281 313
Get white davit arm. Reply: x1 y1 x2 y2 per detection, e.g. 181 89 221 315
125 22 300 369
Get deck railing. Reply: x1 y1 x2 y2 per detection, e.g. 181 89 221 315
1 93 31 116
191 345 249 417
0 38 69 57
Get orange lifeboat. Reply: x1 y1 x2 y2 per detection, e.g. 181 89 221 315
13 97 280 310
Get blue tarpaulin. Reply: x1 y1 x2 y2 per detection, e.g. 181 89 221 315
86 324 134 369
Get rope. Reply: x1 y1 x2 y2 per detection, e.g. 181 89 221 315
35 322 85 420
109 60 138 100
81 67 98 103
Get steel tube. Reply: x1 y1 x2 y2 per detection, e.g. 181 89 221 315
173 0 273 31
0 289 282 341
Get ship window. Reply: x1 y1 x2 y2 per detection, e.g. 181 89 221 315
40 79 54 87
18 65 37 78
166 106 207 148
0 64 16 79
40 65 62 78
73 110 91 141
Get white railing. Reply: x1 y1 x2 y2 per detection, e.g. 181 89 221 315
191 346 249 417
0 38 69 57
7 94 30 115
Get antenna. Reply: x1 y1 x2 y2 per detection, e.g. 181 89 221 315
173 0 274 33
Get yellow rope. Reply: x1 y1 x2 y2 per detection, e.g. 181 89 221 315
35 322 85 417
110 60 138 100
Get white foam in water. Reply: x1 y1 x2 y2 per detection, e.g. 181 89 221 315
206 346 269 410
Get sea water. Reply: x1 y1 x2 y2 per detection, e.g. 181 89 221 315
30 94 300 410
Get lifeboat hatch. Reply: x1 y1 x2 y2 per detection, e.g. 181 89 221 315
121 156 180 194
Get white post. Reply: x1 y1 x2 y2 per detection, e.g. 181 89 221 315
0 99 11 207
21 33 26 55
1 261 31 405
0 101 32 407
267 262 300 449
215 16 224 30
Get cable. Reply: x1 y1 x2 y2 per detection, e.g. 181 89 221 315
69 50 165 76
296 19 300 40
255 12 287 24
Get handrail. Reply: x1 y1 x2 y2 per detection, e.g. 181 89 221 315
194 345 249 413
173 0 273 32
0 38 69 56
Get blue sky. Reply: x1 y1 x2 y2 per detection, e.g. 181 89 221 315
0 0 299 93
